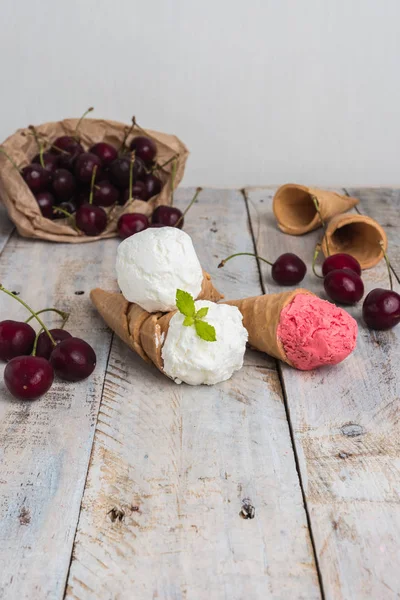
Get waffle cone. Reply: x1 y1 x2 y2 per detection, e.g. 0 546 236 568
273 184 359 235
321 213 387 269
90 288 176 375
224 289 315 365
199 270 224 302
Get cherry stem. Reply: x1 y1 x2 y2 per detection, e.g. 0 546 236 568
53 206 73 219
0 285 56 346
28 126 44 165
311 195 330 256
25 307 69 326
380 241 393 291
218 252 273 269
74 107 94 140
175 187 202 228
0 147 20 172
31 327 43 357
153 154 178 173
119 122 134 154
89 165 98 205
312 243 324 278
170 158 178 206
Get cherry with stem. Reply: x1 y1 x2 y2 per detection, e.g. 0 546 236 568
218 251 307 285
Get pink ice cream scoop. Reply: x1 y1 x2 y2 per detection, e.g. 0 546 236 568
277 294 358 370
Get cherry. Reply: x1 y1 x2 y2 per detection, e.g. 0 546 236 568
53 136 84 170
121 181 148 203
143 173 162 198
50 337 96 382
130 136 157 163
152 205 183 228
218 251 306 285
93 180 120 207
90 142 118 167
109 156 145 189
32 152 60 174
22 164 50 193
36 328 72 359
4 356 54 400
52 168 76 201
363 289 400 330
322 253 362 277
271 253 307 285
324 269 364 305
118 213 149 239
35 191 55 219
75 153 103 184
74 188 90 207
53 199 78 218
0 320 36 361
75 204 107 236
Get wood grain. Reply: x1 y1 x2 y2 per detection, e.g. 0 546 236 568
0 234 118 599
246 186 400 600
66 188 321 600
0 203 14 255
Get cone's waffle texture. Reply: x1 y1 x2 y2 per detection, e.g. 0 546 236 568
273 184 359 235
224 289 315 365
90 288 175 375
199 270 224 302
322 213 387 269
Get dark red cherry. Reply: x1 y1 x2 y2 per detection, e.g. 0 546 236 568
75 204 107 236
35 191 55 219
50 337 96 382
143 173 162 198
0 320 36 362
93 180 120 207
118 213 149 239
108 156 145 189
32 152 60 174
322 253 362 277
74 152 102 183
4 356 54 400
22 164 50 193
130 136 157 163
324 269 364 305
271 253 307 285
362 288 400 330
121 181 149 204
152 205 183 228
36 329 72 360
53 136 84 170
74 188 90 207
90 142 118 167
53 199 78 218
52 168 76 201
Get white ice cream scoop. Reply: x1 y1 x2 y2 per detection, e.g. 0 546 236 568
116 227 204 312
162 300 248 385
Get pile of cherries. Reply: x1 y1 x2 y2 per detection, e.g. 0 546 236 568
0 286 96 400
0 110 184 238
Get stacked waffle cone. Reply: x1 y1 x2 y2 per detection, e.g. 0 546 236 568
273 184 387 269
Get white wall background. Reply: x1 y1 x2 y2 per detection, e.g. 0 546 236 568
1 0 399 188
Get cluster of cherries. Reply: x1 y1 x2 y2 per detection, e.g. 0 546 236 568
218 246 400 331
0 110 185 238
0 285 96 400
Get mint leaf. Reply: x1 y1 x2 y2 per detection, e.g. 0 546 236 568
195 306 209 320
183 316 194 327
195 320 217 342
176 289 195 317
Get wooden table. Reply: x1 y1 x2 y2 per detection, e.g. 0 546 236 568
0 187 398 600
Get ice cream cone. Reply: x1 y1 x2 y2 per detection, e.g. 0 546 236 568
90 288 176 374
199 270 224 302
224 289 314 365
321 213 387 269
273 184 359 235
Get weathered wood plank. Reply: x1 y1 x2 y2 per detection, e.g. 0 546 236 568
0 235 117 599
0 204 14 255
247 186 400 600
66 188 321 600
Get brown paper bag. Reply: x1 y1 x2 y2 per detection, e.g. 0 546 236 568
0 118 189 243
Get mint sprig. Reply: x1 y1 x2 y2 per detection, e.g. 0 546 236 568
176 289 217 342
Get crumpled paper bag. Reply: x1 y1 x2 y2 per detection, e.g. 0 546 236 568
0 118 189 243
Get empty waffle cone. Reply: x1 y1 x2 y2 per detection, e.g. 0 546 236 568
224 288 314 365
199 270 224 302
273 184 359 235
321 213 387 269
90 288 175 375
